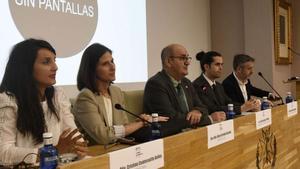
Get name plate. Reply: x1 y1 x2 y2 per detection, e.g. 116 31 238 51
287 101 298 117
207 120 234 149
109 139 164 169
256 109 272 129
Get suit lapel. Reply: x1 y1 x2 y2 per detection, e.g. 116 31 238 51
198 75 220 105
95 94 110 126
246 81 251 100
109 86 117 124
161 71 185 112
231 73 246 102
109 86 124 125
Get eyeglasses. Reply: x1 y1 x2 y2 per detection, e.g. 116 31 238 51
170 55 192 62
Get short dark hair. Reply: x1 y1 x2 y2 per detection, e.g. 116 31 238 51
77 43 112 92
233 54 255 70
0 38 58 144
196 51 221 72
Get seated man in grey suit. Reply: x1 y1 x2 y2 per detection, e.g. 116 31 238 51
143 44 211 136
193 51 259 122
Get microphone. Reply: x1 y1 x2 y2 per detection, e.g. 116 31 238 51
288 47 300 56
258 72 284 105
114 104 152 125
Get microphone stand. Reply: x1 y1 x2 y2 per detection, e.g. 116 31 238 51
258 72 284 105
114 104 152 126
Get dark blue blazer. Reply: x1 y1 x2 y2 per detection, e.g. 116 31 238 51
193 74 242 115
222 73 269 104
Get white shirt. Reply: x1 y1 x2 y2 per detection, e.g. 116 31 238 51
0 87 77 165
101 95 125 138
233 72 248 102
102 96 113 127
203 73 216 88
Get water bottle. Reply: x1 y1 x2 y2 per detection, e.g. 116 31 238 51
151 113 161 140
226 104 235 119
285 92 294 104
261 97 270 110
40 133 58 169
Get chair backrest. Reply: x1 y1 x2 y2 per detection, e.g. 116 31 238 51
123 90 144 122
69 98 76 109
70 90 144 123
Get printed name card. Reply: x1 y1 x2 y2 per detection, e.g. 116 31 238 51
287 101 298 117
109 139 164 169
207 120 234 149
256 109 272 129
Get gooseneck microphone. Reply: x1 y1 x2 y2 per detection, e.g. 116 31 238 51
258 72 284 105
114 104 152 125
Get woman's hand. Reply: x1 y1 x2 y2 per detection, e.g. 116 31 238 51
157 116 169 122
56 128 89 158
139 114 169 123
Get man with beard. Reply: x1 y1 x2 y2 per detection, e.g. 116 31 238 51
193 51 259 122
143 44 211 136
222 54 273 104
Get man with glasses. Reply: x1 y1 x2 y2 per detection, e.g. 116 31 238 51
143 44 211 137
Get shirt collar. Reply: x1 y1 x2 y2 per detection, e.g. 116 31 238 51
233 72 248 85
167 72 181 88
203 73 216 87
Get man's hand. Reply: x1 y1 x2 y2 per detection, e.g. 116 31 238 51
268 93 279 101
186 110 202 125
241 99 260 112
210 111 226 122
139 114 169 122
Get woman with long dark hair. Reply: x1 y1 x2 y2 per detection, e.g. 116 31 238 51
73 43 169 145
0 39 87 165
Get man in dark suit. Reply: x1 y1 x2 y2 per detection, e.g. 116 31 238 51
143 44 211 136
193 51 258 122
222 54 271 104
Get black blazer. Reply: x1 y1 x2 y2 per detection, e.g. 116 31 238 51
222 73 269 104
193 74 241 115
143 70 211 136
